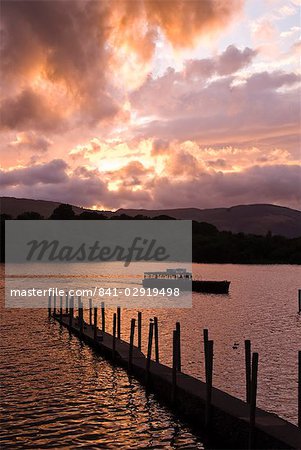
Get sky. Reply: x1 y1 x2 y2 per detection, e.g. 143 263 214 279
0 0 300 211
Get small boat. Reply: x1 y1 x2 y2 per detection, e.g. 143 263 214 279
142 268 230 294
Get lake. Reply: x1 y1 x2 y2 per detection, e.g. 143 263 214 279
1 263 300 448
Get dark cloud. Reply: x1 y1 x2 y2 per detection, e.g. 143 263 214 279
0 89 64 131
9 131 52 153
0 159 68 186
151 139 170 155
150 164 301 210
185 45 257 79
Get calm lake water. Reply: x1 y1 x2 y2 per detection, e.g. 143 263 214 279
1 263 300 448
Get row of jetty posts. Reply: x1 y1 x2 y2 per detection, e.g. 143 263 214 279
49 293 301 449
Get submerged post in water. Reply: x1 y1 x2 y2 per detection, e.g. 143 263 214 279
205 339 214 428
59 295 63 321
176 321 181 371
112 313 117 362
117 307 121 339
172 329 178 404
245 340 251 403
101 302 105 332
93 307 98 341
154 316 159 363
65 292 69 314
129 318 135 371
298 351 301 428
89 299 92 325
146 319 154 385
203 328 209 378
48 294 51 317
138 312 142 350
249 352 259 449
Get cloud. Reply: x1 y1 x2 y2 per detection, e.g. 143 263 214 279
0 159 68 186
150 164 301 210
151 139 170 156
0 88 64 132
1 159 300 210
185 45 257 79
9 131 52 153
69 138 102 160
131 69 300 147
0 0 242 132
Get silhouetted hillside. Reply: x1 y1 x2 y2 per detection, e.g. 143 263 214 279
1 197 300 237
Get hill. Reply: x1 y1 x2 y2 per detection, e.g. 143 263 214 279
1 197 300 237
116 204 301 238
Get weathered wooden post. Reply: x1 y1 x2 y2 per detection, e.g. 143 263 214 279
205 339 214 428
65 292 69 314
146 319 154 385
298 351 301 428
112 313 117 362
128 318 135 371
117 307 121 339
101 301 106 332
203 328 209 377
69 296 74 328
79 301 84 335
298 289 301 313
77 296 81 324
248 352 259 449
172 329 178 403
53 293 57 316
89 299 92 325
59 295 63 321
154 316 159 362
93 307 98 341
48 295 51 317
176 321 181 371
137 311 142 350
245 339 251 403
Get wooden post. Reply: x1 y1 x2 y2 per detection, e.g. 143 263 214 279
298 351 301 428
112 313 117 362
69 296 74 328
93 307 98 341
298 289 301 313
154 316 159 362
176 321 181 371
203 328 209 378
48 295 51 317
128 318 135 371
117 307 121 339
65 292 69 314
137 311 142 350
79 301 84 335
77 296 81 324
249 352 259 449
89 299 92 325
59 295 63 321
53 293 57 316
101 301 105 332
245 339 251 403
172 329 178 403
146 320 154 385
205 340 214 428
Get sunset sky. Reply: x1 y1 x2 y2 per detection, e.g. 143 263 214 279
0 0 300 211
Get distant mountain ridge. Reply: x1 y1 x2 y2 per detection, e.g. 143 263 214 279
1 196 300 238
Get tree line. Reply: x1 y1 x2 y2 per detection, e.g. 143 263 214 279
1 203 300 264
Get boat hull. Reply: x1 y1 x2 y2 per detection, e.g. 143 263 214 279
142 279 230 294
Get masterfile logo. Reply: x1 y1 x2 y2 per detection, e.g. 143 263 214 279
5 220 192 308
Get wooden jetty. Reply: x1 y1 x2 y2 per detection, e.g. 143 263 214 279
50 302 301 450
